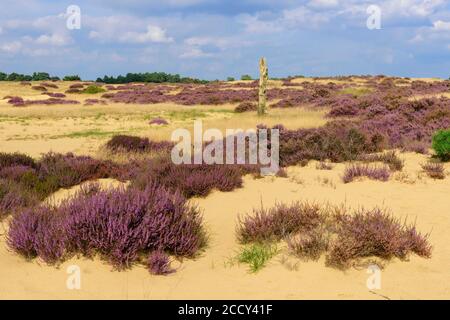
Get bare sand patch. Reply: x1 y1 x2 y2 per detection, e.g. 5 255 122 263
0 153 448 299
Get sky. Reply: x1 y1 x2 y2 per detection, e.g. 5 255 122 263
0 0 449 80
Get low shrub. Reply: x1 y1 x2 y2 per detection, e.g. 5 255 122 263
8 184 206 270
287 228 328 261
0 179 39 218
237 202 325 243
0 152 36 169
316 161 334 170
38 152 111 189
105 135 174 153
432 130 450 161
81 85 106 94
147 251 175 275
238 202 432 270
421 162 445 179
342 164 390 183
235 102 257 113
31 86 47 92
131 157 249 198
326 207 432 268
148 117 169 125
357 151 404 171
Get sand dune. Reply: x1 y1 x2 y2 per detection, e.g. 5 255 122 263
1 153 448 300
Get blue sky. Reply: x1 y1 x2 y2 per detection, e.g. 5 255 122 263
0 0 449 80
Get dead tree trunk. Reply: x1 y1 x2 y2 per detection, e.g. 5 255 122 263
258 57 268 116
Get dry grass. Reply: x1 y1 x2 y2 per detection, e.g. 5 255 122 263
0 80 327 157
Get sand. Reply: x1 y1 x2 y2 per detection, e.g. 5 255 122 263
0 153 449 300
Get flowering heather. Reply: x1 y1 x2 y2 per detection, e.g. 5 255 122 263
45 92 66 98
149 117 169 125
31 85 47 92
84 99 107 106
287 228 329 261
8 97 80 106
105 135 174 153
421 162 445 179
65 88 81 94
0 179 39 218
0 152 36 169
147 251 175 275
38 152 112 189
277 122 383 166
69 83 84 89
357 151 404 171
8 184 206 270
235 102 257 113
237 202 325 243
7 96 25 106
131 157 248 198
0 165 37 182
238 202 432 269
40 82 58 89
326 207 432 268
342 164 390 183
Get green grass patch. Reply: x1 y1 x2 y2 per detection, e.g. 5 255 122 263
81 85 106 94
50 129 128 139
236 243 278 273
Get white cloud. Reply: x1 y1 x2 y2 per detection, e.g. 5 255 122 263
0 41 22 53
410 19 450 43
180 47 213 58
283 7 329 27
432 20 450 31
308 0 339 9
35 33 72 46
118 25 173 43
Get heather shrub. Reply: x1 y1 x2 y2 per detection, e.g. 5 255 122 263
358 151 404 171
31 85 47 92
131 157 247 198
147 251 175 275
326 208 432 268
69 83 84 89
0 165 37 182
7 206 67 263
65 88 81 94
342 164 390 183
60 184 206 269
421 162 445 179
287 228 329 261
148 117 169 125
238 202 432 270
237 202 325 243
105 135 174 154
316 161 334 170
402 140 429 154
432 130 450 161
0 152 36 169
278 123 381 166
0 179 39 218
235 102 257 113
38 152 111 189
8 184 206 270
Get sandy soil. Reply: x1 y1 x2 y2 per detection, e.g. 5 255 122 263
0 153 449 300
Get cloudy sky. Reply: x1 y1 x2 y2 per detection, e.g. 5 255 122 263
0 0 449 80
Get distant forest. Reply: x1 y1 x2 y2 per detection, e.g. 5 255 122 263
0 71 208 84
96 72 208 84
